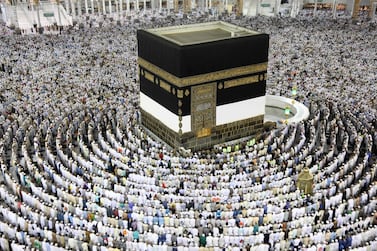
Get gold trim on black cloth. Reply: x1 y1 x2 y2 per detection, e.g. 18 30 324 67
138 57 268 88
224 75 260 89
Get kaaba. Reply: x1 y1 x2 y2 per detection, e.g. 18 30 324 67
137 21 269 151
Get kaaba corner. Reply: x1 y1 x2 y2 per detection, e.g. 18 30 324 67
137 21 269 151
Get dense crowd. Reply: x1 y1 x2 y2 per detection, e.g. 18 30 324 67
0 7 377 251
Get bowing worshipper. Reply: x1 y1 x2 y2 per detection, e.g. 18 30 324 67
199 233 207 247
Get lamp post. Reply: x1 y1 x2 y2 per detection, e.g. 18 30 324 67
291 85 297 97
284 106 291 117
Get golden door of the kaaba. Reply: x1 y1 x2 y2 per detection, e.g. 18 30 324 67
191 83 217 138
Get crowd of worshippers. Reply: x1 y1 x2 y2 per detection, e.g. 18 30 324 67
0 6 377 251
